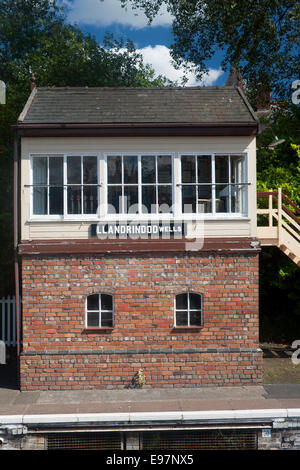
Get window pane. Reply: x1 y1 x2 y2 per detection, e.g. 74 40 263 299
87 311 99 327
142 156 155 183
182 185 196 213
215 155 229 184
189 293 202 310
101 294 113 311
158 155 171 183
197 155 211 183
124 156 138 184
101 312 113 328
197 185 212 213
108 156 122 184
142 186 156 213
83 156 97 184
83 186 97 214
87 294 99 311
231 184 247 214
108 186 122 214
124 186 138 213
48 157 64 215
176 311 188 326
216 184 230 213
67 186 81 214
49 187 63 214
49 157 63 185
176 293 188 309
190 311 202 326
67 156 81 184
231 155 245 184
33 187 47 215
158 186 172 211
33 156 47 185
181 156 195 183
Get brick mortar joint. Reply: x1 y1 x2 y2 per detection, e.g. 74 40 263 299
20 347 262 357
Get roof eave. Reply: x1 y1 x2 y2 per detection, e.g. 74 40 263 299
17 87 37 123
235 86 259 123
13 121 258 137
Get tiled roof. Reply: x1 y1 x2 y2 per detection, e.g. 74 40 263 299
19 86 257 125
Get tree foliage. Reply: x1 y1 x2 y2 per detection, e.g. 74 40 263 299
120 0 300 100
257 104 300 203
256 105 300 343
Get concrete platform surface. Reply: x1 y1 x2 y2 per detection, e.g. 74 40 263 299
0 385 300 417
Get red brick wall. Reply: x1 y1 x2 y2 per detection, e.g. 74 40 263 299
19 252 262 390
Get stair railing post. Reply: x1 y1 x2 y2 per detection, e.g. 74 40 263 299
269 192 273 227
278 187 282 245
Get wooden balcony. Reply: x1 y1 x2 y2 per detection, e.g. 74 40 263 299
257 188 300 266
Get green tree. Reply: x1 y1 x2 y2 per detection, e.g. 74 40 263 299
0 0 171 296
120 0 300 100
257 105 300 204
256 105 300 343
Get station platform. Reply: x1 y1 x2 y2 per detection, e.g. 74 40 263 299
0 384 300 425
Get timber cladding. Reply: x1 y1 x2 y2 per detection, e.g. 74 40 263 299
19 252 262 390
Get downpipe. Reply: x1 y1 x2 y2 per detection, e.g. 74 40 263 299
13 130 21 358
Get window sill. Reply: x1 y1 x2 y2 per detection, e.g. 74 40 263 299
172 326 203 331
82 327 114 334
28 217 100 223
27 215 250 223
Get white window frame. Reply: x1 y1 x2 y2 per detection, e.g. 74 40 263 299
104 152 175 221
85 293 114 329
178 152 249 219
174 292 203 327
29 153 100 221
28 151 249 222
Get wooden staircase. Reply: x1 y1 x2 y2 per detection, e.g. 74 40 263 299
257 188 300 266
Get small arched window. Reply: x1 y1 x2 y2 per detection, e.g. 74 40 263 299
175 293 202 327
86 293 114 328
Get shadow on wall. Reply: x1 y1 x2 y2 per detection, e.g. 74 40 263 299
0 347 18 390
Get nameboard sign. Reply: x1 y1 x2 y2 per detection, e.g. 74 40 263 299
91 222 185 239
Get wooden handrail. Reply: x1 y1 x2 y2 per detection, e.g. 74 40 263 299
272 196 300 225
282 205 300 225
257 190 300 225
282 193 300 216
257 188 300 265
257 191 277 198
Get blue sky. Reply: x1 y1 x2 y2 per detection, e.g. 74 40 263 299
60 0 227 87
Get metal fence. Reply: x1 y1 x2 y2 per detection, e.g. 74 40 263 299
0 296 18 347
47 432 123 450
46 429 258 450
141 429 258 450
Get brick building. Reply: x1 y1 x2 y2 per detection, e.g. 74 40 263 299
14 86 262 391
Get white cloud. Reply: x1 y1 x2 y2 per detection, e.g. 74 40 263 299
62 0 172 29
60 2 223 86
136 45 223 86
